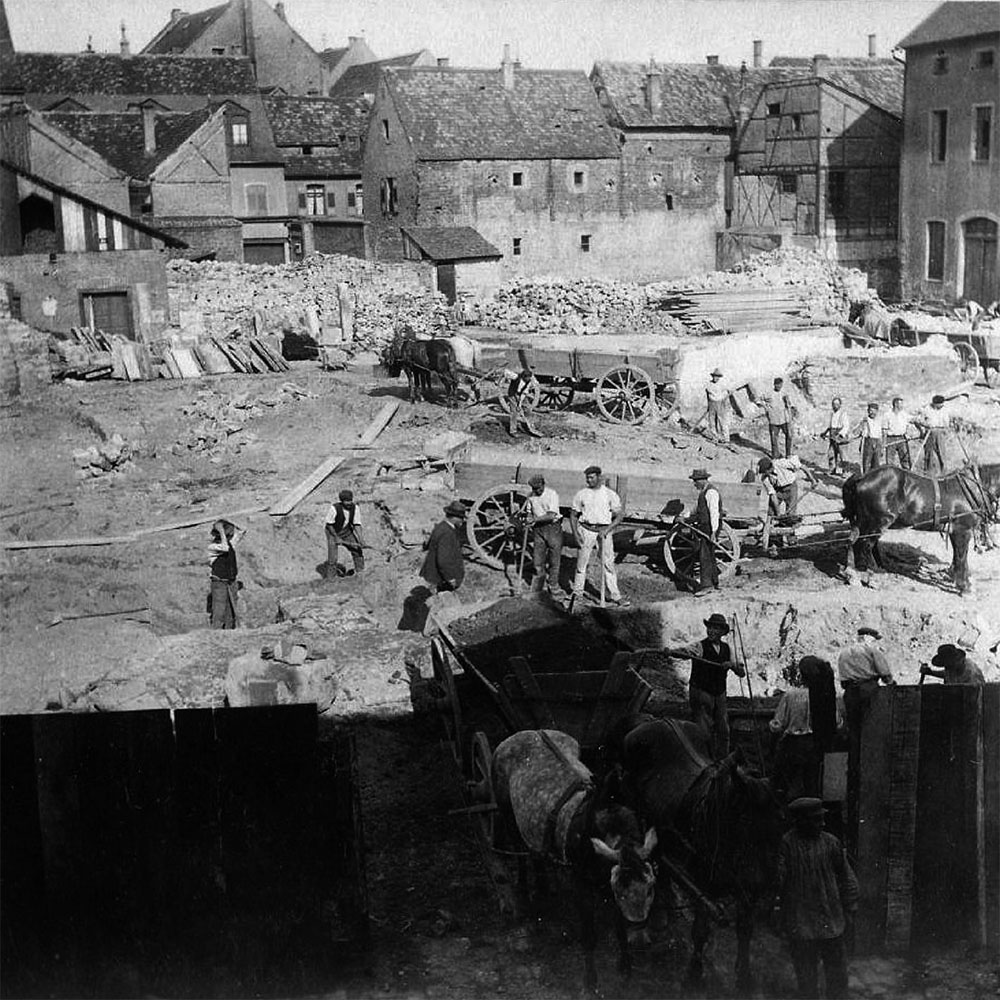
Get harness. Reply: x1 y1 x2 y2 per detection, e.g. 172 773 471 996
536 730 593 861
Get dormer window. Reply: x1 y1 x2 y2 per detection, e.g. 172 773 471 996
766 102 781 117
230 116 249 146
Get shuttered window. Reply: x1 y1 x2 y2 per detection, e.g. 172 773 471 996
926 221 945 280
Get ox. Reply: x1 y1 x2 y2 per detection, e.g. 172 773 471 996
492 729 657 995
614 718 784 992
842 463 1000 594
385 331 474 405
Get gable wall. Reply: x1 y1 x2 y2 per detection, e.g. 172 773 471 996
152 117 232 217
28 127 130 214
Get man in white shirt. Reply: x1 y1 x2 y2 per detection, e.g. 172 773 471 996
758 455 817 519
882 397 913 469
820 397 851 475
758 376 794 458
525 474 564 596
852 402 883 473
570 465 628 606
914 395 949 474
706 368 730 444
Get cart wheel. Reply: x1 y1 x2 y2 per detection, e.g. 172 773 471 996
468 731 497 846
596 364 656 424
655 380 680 417
431 636 462 762
953 341 978 379
538 378 575 411
663 522 741 588
469 483 532 569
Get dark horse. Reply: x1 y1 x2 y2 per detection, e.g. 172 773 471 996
842 462 1000 593
384 331 461 404
492 729 657 995
613 718 784 992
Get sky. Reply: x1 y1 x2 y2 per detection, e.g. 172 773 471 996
4 0 964 69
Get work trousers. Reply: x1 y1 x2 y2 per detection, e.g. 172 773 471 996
923 429 946 475
771 481 800 517
769 421 793 458
828 436 847 472
861 436 882 473
788 935 849 1000
707 399 730 443
508 397 538 436
690 685 730 759
326 524 364 575
531 522 563 592
209 577 238 630
696 533 720 590
772 733 821 802
884 435 911 469
572 525 620 600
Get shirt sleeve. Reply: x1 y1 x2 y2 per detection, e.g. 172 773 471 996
608 489 622 515
571 489 584 514
872 648 893 680
838 848 860 913
707 489 720 534
671 641 704 659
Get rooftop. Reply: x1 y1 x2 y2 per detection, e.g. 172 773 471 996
142 3 228 54
401 225 501 262
329 51 432 100
898 1 1000 48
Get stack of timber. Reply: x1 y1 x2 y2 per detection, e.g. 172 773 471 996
650 287 819 333
50 326 115 381
159 336 290 380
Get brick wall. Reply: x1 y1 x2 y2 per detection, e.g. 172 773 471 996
157 218 243 261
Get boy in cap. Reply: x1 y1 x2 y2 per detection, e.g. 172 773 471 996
525 474 564 597
325 488 366 578
570 465 628 606
706 368 730 444
914 394 949 474
664 613 746 758
506 362 542 438
777 798 858 1000
920 643 985 685
421 500 467 593
208 519 245 629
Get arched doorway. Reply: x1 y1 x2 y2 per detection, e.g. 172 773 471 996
962 217 998 304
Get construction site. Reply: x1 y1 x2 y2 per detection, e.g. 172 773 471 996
2 248 999 999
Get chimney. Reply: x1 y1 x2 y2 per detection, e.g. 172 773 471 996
501 43 514 89
436 57 450 67
706 54 719 66
348 35 361 45
275 2 286 21
868 33 877 58
119 21 130 57
812 53 829 75
142 105 156 154
752 39 763 67
645 56 662 116
171 8 184 23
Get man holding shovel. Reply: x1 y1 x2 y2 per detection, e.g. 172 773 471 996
570 465 629 607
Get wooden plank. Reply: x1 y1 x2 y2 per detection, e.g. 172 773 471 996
172 347 203 379
194 339 234 375
1 532 137 550
161 348 183 379
583 653 633 747
356 401 399 447
214 339 249 373
983 684 1000 956
507 656 556 729
269 454 346 516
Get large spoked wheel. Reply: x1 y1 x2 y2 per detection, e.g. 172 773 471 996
537 378 575 411
595 364 656 424
467 731 497 846
468 483 532 569
662 522 741 588
655 380 680 418
953 341 979 380
431 636 462 761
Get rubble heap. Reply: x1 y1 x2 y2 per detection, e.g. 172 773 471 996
73 433 137 480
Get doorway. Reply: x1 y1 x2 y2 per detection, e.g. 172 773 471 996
436 264 456 304
963 217 998 304
82 291 133 339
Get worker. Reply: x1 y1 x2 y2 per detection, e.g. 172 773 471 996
882 396 914 469
664 612 746 759
819 397 851 475
208 519 245 629
914 394 949 475
525 474 564 598
506 363 542 438
686 468 723 594
759 376 794 458
851 402 884 474
758 455 817 519
706 368 730 444
920 643 985 685
777 798 858 1000
569 465 629 607
420 500 467 593
325 488 365 578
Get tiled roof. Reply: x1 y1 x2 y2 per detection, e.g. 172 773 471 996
278 152 362 177
329 52 431 99
262 94 370 144
591 60 810 129
4 52 257 95
0 0 14 64
43 108 214 177
898 1 1000 48
319 46 348 69
142 4 229 54
385 67 620 160
402 225 501 261
820 64 904 117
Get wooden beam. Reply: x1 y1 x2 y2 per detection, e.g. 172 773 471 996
356 400 399 447
268 455 346 517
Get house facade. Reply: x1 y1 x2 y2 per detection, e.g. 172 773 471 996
898 1 999 304
734 60 904 297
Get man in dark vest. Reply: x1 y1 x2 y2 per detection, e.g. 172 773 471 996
665 613 746 758
421 500 467 592
207 519 245 629
688 467 723 595
325 488 366 577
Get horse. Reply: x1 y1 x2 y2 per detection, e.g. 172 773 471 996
842 462 1000 594
492 729 657 995
613 717 785 992
384 330 467 405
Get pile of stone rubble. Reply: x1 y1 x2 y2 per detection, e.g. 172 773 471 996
72 433 137 480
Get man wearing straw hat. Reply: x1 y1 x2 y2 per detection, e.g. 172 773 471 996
570 465 629 606
706 367 730 444
665 612 746 758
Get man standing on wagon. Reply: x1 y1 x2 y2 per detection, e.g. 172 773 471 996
686 468 724 594
570 465 629 606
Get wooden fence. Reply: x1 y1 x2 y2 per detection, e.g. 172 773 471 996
0 705 368 998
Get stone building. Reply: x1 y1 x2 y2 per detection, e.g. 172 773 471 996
142 0 326 96
734 57 904 297
897 1 999 304
263 94 370 259
329 49 437 101
362 51 633 283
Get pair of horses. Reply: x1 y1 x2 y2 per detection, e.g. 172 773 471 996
383 330 472 404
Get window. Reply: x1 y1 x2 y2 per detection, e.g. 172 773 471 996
353 183 363 215
932 50 949 75
380 177 397 216
931 109 948 162
973 106 992 161
304 184 326 216
766 102 781 117
512 237 522 256
791 113 803 133
580 234 591 252
301 144 313 155
926 221 945 280
512 171 523 187
245 183 268 215
211 46 225 56
780 174 798 194
573 170 585 188
828 170 846 215
974 49 995 69
229 117 249 146
665 193 674 210
381 119 390 142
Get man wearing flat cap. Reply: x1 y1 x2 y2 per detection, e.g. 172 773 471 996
421 500 467 593
570 465 628 606
777 797 858 1000
525 474 564 597
665 612 746 758
685 468 723 594
920 643 985 685
914 394 949 475
325 488 366 578
705 368 730 444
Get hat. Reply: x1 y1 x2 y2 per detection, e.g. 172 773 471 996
444 500 467 518
788 797 824 816
703 613 730 634
584 465 602 476
528 474 545 486
710 368 723 377
339 488 354 502
931 643 966 669
689 468 710 481
773 376 784 385
857 626 882 639
932 394 945 405
212 519 236 540
757 457 773 472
